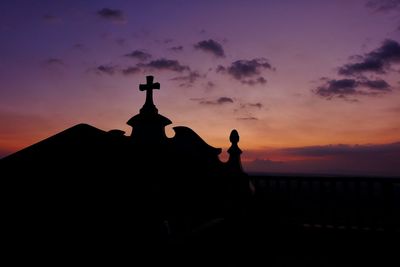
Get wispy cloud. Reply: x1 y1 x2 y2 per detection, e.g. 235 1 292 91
191 97 234 105
137 58 190 72
237 116 258 121
94 65 117 75
240 102 263 109
171 71 203 87
97 8 126 23
366 0 400 13
170 46 184 52
124 50 152 61
121 66 140 76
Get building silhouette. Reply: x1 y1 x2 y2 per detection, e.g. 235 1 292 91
2 76 251 249
2 76 399 266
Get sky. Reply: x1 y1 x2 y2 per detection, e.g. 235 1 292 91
1 0 400 176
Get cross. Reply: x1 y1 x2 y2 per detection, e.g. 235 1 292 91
139 75 160 110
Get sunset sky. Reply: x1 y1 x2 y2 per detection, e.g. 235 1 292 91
1 0 400 176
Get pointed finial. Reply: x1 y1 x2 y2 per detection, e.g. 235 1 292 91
227 129 243 173
230 129 239 144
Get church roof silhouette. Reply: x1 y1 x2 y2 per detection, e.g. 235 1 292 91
2 75 251 249
3 76 244 176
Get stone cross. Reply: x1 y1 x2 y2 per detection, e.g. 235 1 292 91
139 75 160 113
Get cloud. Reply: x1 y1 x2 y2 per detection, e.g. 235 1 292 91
217 58 273 85
138 58 190 72
315 79 358 97
194 39 225 58
121 66 140 76
124 50 152 61
241 102 263 109
242 77 267 86
366 0 400 12
93 58 190 76
237 116 258 121
192 97 234 105
359 79 391 90
97 8 126 23
338 39 400 76
314 78 391 99
95 65 117 75
205 81 216 90
216 97 234 104
171 71 202 87
170 46 184 52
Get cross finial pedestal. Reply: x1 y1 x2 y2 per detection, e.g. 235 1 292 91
127 75 172 143
139 75 160 114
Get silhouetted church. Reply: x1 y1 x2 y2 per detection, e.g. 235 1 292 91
4 77 399 266
3 76 251 255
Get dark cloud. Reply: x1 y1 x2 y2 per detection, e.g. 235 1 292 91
216 97 234 104
359 79 391 90
170 46 184 52
171 71 202 87
194 39 225 58
97 8 126 23
216 65 226 73
237 116 258 121
192 97 234 105
138 58 190 72
314 78 391 99
228 59 272 79
366 0 400 12
43 58 64 66
315 79 358 97
93 58 189 76
217 58 273 85
125 50 152 61
241 102 263 109
338 58 385 75
121 66 140 76
338 39 400 76
242 77 267 86
205 81 216 90
96 65 117 75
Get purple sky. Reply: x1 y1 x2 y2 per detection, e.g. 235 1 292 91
1 0 400 176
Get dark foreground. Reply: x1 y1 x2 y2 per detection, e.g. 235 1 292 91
4 174 399 266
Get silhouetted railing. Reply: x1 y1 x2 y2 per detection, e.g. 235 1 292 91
251 176 400 232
